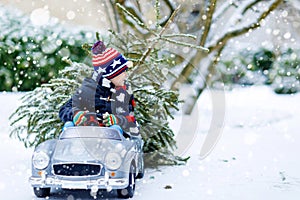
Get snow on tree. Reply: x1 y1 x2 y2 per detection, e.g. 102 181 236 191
9 1 208 166
94 0 290 114
94 0 288 160
9 61 91 147
0 3 94 91
8 0 290 165
167 0 285 114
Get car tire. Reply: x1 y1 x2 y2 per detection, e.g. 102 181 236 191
117 164 136 198
136 168 144 179
136 156 144 179
33 187 51 198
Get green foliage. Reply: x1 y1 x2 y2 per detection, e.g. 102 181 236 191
216 49 265 86
253 49 275 71
0 4 94 91
134 88 179 151
105 32 183 165
272 48 300 94
9 61 93 147
215 47 300 94
9 58 183 165
217 56 249 85
9 0 208 166
106 2 208 165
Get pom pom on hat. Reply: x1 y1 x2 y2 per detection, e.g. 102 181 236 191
92 41 128 80
92 41 106 55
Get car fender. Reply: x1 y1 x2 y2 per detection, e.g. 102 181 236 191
31 139 57 175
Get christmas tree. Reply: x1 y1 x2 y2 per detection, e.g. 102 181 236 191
9 2 207 166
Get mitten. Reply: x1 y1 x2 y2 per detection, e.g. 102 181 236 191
103 112 118 127
63 121 75 130
73 111 87 126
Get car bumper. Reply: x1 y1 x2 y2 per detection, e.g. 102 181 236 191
29 174 129 189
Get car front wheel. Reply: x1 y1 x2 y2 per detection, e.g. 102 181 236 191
117 164 136 198
33 187 51 198
136 156 144 179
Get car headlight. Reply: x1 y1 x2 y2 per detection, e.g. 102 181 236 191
105 152 122 170
32 151 50 170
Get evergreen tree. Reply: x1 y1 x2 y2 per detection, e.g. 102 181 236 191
9 61 91 147
10 2 207 166
0 4 94 91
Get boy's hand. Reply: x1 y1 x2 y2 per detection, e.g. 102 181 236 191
73 111 87 126
103 113 118 126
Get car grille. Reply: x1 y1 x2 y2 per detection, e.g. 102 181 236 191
53 163 101 176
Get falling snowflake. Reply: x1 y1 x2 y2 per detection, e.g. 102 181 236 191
30 7 50 26
66 10 76 20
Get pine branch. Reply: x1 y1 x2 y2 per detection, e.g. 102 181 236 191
9 62 92 148
128 5 181 79
160 36 209 51
116 3 152 34
163 33 197 40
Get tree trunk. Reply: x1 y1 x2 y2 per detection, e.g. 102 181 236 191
184 44 226 114
173 0 284 115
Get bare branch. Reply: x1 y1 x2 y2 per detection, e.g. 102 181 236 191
161 37 209 52
136 0 142 13
171 0 283 91
159 0 176 26
184 43 226 115
200 0 217 46
208 0 284 52
109 0 121 33
115 2 150 35
140 5 181 63
163 33 197 40
162 0 176 11
212 1 238 22
116 0 145 23
241 0 263 14
128 6 182 79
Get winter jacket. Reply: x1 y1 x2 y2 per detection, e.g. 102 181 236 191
59 77 139 136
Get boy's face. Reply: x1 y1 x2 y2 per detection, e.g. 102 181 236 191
110 71 127 86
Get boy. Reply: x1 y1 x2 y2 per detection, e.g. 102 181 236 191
59 41 139 136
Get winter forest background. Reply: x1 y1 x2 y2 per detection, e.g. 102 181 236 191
1 0 300 199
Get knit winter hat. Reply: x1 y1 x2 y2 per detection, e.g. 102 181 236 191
92 41 128 80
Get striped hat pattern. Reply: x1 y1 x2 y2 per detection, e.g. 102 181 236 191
92 41 128 80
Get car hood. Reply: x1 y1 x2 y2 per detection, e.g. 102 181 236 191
52 138 131 163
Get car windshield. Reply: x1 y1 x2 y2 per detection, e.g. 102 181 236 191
53 138 117 161
60 126 122 141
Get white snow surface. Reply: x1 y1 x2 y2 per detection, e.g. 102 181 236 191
1 86 300 199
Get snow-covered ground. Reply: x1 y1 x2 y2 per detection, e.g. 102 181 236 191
1 86 300 200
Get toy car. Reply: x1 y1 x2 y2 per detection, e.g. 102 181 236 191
29 126 144 198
